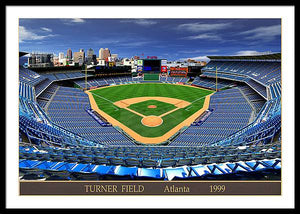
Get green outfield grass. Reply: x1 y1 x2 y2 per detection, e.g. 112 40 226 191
90 83 213 138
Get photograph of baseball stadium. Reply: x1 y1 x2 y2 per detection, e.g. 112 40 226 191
17 17 283 185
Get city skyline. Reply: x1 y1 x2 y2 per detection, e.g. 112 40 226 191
19 18 281 61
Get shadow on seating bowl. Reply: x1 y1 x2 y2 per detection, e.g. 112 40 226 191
19 168 45 180
43 169 72 180
71 172 100 180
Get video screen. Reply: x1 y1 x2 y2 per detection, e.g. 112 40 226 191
143 59 161 73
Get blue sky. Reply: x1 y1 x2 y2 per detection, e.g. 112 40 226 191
19 18 281 61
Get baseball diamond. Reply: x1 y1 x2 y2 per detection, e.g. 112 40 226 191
86 83 214 144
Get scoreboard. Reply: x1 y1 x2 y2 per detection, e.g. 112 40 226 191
137 59 167 73
142 59 161 73
169 67 188 77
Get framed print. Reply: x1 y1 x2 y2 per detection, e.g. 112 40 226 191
5 4 295 209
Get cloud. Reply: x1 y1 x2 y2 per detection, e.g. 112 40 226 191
62 18 86 25
94 36 153 48
177 22 232 32
41 27 52 32
238 25 281 41
19 26 57 43
182 33 222 40
178 50 203 54
118 41 152 47
72 18 85 23
177 22 230 41
94 39 121 46
120 19 157 26
179 49 219 54
234 50 274 56
179 55 210 62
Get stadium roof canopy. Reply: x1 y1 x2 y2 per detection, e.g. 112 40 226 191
19 51 29 57
207 53 281 60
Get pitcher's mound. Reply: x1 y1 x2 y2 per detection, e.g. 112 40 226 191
141 116 163 127
148 105 157 109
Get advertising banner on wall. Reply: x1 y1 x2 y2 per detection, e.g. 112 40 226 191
170 67 189 72
137 66 143 72
161 66 167 72
169 67 188 77
137 60 143 66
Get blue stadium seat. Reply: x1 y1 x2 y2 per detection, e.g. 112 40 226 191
114 166 138 178
164 167 189 180
137 168 164 180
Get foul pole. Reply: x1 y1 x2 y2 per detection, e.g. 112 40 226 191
215 67 218 91
85 64 87 90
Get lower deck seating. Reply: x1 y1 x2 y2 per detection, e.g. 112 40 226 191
170 88 252 146
160 76 189 83
74 75 189 89
47 86 135 146
73 76 134 88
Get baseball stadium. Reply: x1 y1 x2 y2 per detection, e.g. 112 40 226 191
19 53 281 181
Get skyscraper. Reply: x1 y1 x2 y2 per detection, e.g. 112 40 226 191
67 48 72 59
59 52 64 63
99 48 111 60
79 49 85 62
99 48 103 59
87 48 96 65
73 51 84 65
87 48 94 56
